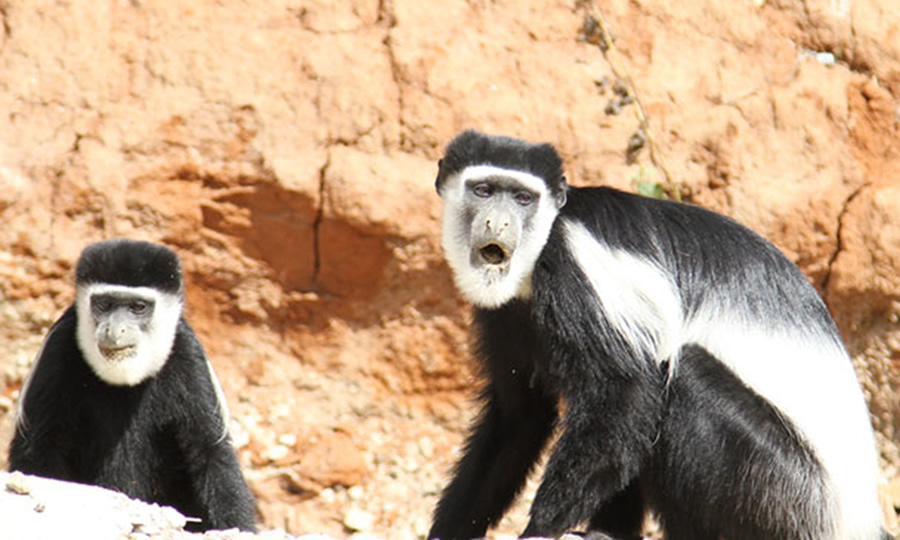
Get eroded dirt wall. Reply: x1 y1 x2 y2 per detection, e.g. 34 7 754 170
0 0 897 536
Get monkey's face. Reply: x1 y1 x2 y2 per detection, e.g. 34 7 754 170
439 165 562 308
91 292 152 361
75 283 182 386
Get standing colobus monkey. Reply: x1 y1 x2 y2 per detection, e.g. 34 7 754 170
9 239 256 532
429 130 888 540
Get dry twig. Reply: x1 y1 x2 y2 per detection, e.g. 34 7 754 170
579 1 681 200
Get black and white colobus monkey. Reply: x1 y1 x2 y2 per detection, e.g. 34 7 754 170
8 239 256 532
429 130 888 540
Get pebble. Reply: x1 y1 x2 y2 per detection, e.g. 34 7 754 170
230 420 251 449
417 436 434 458
277 433 297 447
347 485 365 501
319 487 336 504
264 444 290 462
271 404 291 420
343 507 376 532
6 471 31 495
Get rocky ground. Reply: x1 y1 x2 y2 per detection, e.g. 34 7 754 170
0 0 898 537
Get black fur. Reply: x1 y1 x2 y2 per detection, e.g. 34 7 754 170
648 345 828 539
429 302 558 538
521 225 665 537
76 238 182 294
9 240 256 532
436 129 567 202
430 131 885 540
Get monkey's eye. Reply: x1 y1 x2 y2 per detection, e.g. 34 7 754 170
92 298 112 314
129 300 149 315
471 183 494 198
514 191 535 206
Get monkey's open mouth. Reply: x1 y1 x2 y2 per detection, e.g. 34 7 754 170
99 345 136 362
479 243 509 265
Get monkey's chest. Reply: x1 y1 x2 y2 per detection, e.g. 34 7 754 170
68 391 161 489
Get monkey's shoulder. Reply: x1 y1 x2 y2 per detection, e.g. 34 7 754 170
560 186 741 231
557 186 787 262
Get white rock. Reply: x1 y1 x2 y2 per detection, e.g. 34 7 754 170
347 533 381 540
343 507 376 532
264 444 290 462
347 485 365 501
417 436 434 459
277 433 297 447
0 471 187 538
319 487 336 504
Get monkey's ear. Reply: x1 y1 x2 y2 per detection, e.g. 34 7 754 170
555 181 568 209
434 159 445 194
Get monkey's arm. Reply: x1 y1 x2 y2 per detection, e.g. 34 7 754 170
521 368 660 537
8 415 71 477
429 377 557 540
180 430 257 532
430 304 558 540
522 246 663 537
166 327 256 532
8 312 78 479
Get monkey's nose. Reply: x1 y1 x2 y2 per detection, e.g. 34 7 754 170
485 219 510 234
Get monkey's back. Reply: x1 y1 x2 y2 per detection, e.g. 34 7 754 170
544 185 883 539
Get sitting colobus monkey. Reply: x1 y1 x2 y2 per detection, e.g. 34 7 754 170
9 239 256 532
429 130 888 540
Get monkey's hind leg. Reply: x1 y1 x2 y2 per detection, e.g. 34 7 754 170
586 479 645 539
648 345 832 540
